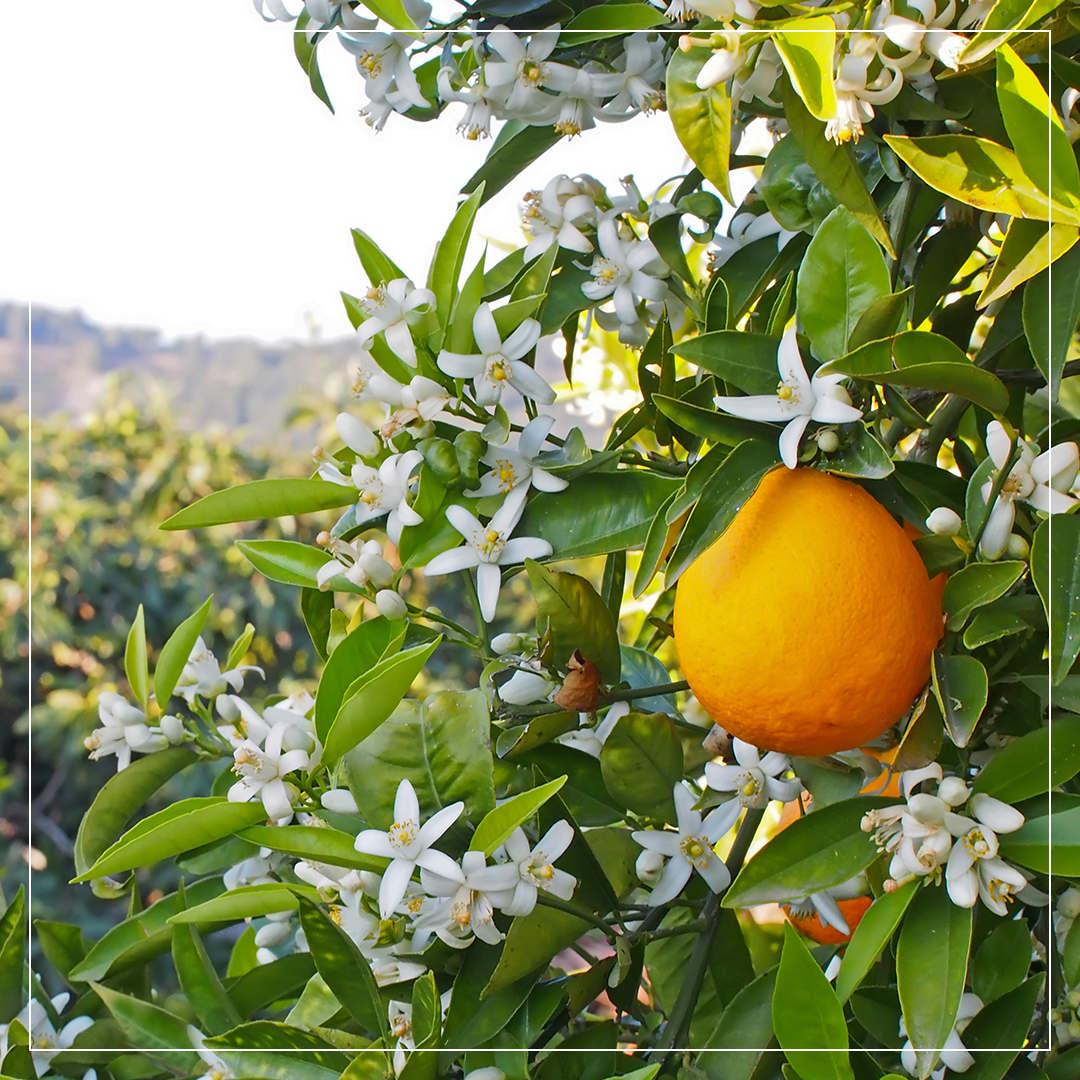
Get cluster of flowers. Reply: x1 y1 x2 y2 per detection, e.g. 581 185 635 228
1052 887 1080 1048
0 991 94 1080
861 762 1041 915
925 420 1080 560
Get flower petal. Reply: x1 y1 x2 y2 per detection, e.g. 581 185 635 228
779 415 811 470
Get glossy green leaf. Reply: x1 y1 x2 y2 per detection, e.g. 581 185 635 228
485 906 587 995
1000 805 1078 873
698 969 776 1076
784 82 894 257
974 718 1080 801
124 605 149 709
210 1035 343 1080
774 20 838 121
559 3 665 42
961 0 1059 62
360 0 420 30
300 589 333 662
979 218 1078 310
518 471 681 560
293 15 333 114
962 974 1045 1080
0 889 25 1021
997 44 1080 209
346 690 495 831
469 777 567 855
665 441 781 585
773 924 853 1080
883 133 1075 225
526 560 620 682
652 394 776 448
69 877 225 981
73 746 198 877
322 638 440 764
931 652 988 748
671 331 780 394
1066 917 1080 987
351 227 406 287
600 711 682 818
896 884 972 1079
313 616 398 743
226 622 257 673
942 561 1025 630
821 424 895 480
619 645 681 717
835 880 918 1004
963 608 1032 649
33 920 86 986
73 797 269 882
1024 238 1080 399
1032 515 1080 684
235 540 330 590
821 332 1009 414
972 918 1033 1004
724 797 884 908
161 478 356 530
666 46 732 203
169 882 319 925
154 595 212 709
237 825 389 873
91 982 198 1056
461 120 563 205
297 897 387 1037
429 185 483 349
172 886 242 1035
848 287 912 351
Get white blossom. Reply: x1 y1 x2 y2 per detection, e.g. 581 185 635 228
84 692 168 771
471 415 568 498
349 450 425 546
353 279 435 366
470 822 576 916
900 993 982 1077
521 175 597 260
317 536 395 592
175 636 264 704
581 217 670 335
227 721 311 822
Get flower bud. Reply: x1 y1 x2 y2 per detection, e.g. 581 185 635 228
216 695 241 722
255 921 292 948
816 429 840 454
256 947 279 965
336 412 378 458
926 507 962 536
1059 888 1080 919
636 848 665 883
376 589 408 620
500 670 556 705
266 908 293 922
159 714 185 744
322 788 359 814
1006 534 1030 559
970 793 1024 833
907 792 947 825
937 776 969 807
491 633 525 655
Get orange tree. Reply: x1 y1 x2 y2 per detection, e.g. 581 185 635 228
8 10 1080 1080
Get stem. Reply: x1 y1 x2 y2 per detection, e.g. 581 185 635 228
403 601 480 648
619 451 689 477
534 892 619 940
609 680 690 702
908 394 969 464
643 918 711 942
460 570 491 655
887 175 920 289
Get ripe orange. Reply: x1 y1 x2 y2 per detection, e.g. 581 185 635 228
784 895 874 945
673 467 942 757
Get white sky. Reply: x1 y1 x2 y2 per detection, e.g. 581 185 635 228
3 3 694 343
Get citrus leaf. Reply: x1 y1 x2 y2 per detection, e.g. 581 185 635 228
168 883 320 925
172 885 242 1035
153 595 212 709
1031 515 1080 684
999 805 1079 874
666 46 733 203
972 919 1034 1004
723 797 885 908
773 19 839 122
600 711 682 819
91 982 199 1058
124 605 149 709
293 14 333 114
559 3 665 43
962 974 1045 1080
1024 238 1080 400
942 561 1025 630
697 968 777 1077
235 540 332 590
461 120 563 205
237 825 389 873
0 889 26 1021
773 924 854 1080
973 718 1080 802
313 616 398 742
821 424 895 480
671 331 780 394
896 884 972 1080
351 227 406 286
469 777 567 855
978 218 1078 310
835 880 918 1004
428 185 483 351
652 394 777 447
931 652 988 748
161 478 356 531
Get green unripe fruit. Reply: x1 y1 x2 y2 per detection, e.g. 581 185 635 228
455 430 485 491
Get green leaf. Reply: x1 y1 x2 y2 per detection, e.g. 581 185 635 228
0 889 26 1020
942 561 1025 630
559 3 665 42
293 15 333 114
313 617 398 743
237 825 389 873
961 0 1059 62
236 539 337 590
161 478 356 530
300 589 333 663
172 885 242 1035
526 561 620 682
485 906 587 995
698 969 776 1075
619 644 681 717
896 884 972 1079
461 121 563 205
973 718 1080 802
1066 917 1080 987
429 186 483 350
351 227 406 287
518 471 681 560
724 797 884 908
979 218 1078 310
73 746 198 877
322 638 440 764
882 133 1076 225
69 877 225 981
773 19 839 122
848 287 912 352
469 778 567 856
784 81 895 257
972 919 1033 1004
931 652 988 748
168 882 319 925
821 424 895 480
226 622 257 673
91 982 199 1056
1032 515 1080 684
359 0 420 30
652 394 777 448
821 332 1009 414
999 805 1079 874
600 711 683 818
962 607 1033 649
666 46 733 203
671 331 780 394
962 974 1045 1080
73 798 269 882
124 605 149 709
835 880 918 1004
154 595 212 709
296 897 387 1037
1024 236 1080 399
665 441 780 585
997 44 1080 209
346 689 495 831
773 924 853 1080
33 920 86 986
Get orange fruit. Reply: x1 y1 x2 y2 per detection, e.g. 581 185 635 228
784 895 874 945
673 467 942 757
